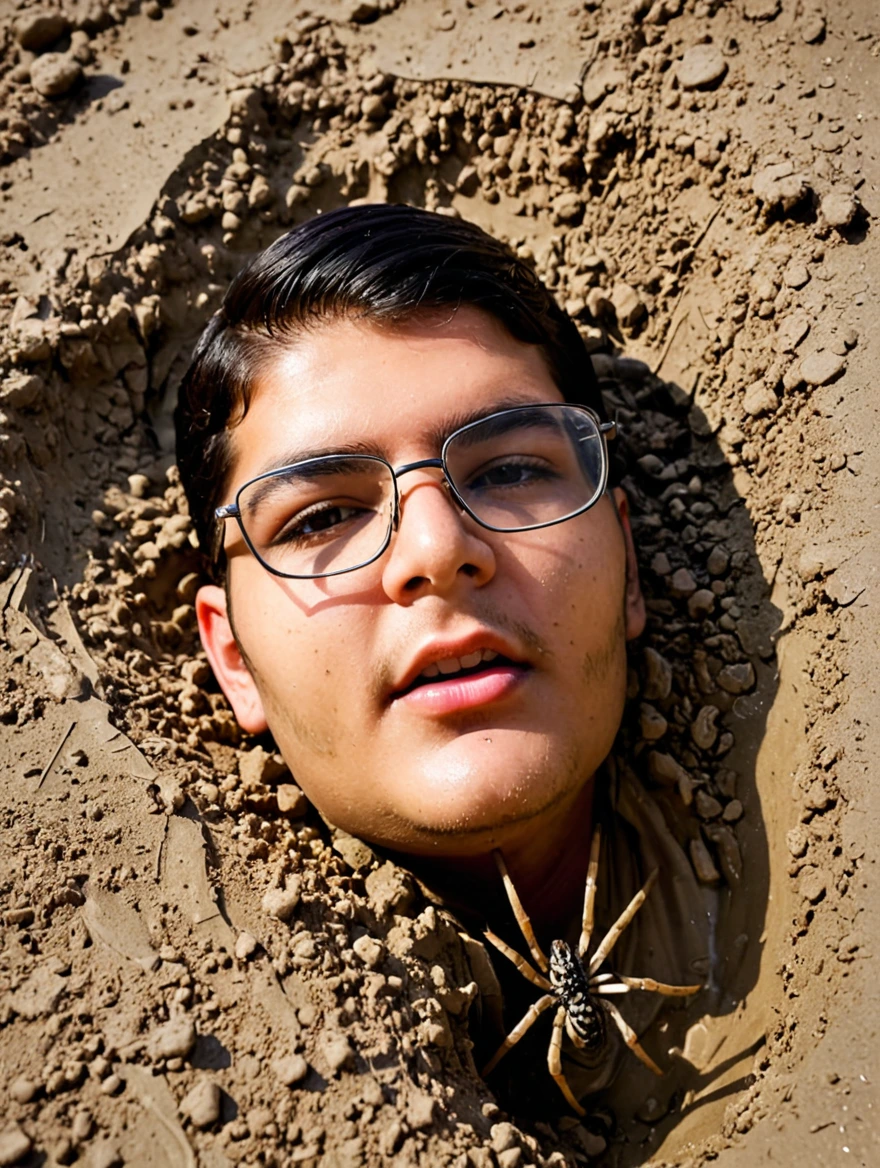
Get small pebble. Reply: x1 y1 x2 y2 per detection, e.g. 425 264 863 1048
691 705 720 750
180 1078 222 1129
0 1126 32 1167
15 12 69 51
669 567 697 598
688 589 716 619
783 262 810 289
147 1016 196 1061
8 1077 38 1105
72 1110 94 1141
276 784 308 817
642 647 673 701
722 799 744 822
321 1034 354 1074
695 790 723 819
742 381 778 417
676 44 728 90
490 1123 518 1154
272 1053 309 1086
234 932 258 961
690 838 720 884
90 1141 122 1168
262 880 302 921
707 546 730 576
799 14 825 42
786 826 809 857
800 350 845 386
127 473 150 498
30 53 82 98
799 866 828 903
352 934 385 968
360 94 386 121
804 779 833 811
717 662 756 694
640 703 668 741
820 188 857 228
744 0 780 18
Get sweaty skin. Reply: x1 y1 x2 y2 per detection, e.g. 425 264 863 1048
197 307 645 921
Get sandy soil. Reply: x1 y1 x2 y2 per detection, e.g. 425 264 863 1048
0 0 878 1165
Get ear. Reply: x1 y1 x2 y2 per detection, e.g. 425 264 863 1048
195 584 269 734
611 487 646 641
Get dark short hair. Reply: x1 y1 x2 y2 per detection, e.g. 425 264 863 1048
175 203 608 554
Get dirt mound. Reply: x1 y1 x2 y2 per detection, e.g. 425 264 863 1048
0 1 877 1166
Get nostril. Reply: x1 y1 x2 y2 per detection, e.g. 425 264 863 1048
460 563 480 578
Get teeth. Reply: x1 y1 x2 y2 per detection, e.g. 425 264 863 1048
418 648 502 681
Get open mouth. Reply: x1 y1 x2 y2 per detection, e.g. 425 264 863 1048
392 648 529 702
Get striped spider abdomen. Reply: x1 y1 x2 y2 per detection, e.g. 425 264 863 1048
549 939 607 1052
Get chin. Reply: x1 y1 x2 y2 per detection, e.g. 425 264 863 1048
388 736 580 850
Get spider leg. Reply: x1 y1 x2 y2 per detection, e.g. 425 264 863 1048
564 1012 587 1048
593 982 631 995
492 849 549 973
577 823 602 959
548 1006 586 1115
588 868 658 976
616 974 703 996
482 993 555 1077
603 999 663 1076
483 928 552 991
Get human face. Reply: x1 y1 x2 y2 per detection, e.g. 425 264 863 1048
196 307 645 857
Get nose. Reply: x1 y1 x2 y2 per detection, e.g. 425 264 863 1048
380 470 496 603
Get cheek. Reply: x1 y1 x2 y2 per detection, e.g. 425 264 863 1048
521 525 626 618
237 592 375 754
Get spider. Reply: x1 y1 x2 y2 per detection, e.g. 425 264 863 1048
481 825 702 1115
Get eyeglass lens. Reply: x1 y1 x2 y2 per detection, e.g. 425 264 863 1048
235 405 606 578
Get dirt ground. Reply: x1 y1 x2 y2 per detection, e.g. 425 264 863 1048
0 0 878 1165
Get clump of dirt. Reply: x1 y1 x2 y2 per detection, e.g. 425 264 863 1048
0 1 877 1166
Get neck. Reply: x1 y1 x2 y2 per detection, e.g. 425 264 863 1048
398 778 595 946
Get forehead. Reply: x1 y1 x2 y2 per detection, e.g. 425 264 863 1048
226 306 565 486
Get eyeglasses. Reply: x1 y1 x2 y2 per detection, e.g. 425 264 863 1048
212 403 617 579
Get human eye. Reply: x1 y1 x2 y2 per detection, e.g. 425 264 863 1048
271 500 369 546
467 457 559 492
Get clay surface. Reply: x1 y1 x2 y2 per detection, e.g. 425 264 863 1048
0 1 878 1166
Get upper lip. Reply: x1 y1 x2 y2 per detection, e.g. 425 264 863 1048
389 628 530 701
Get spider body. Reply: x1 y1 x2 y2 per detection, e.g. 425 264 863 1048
482 825 702 1115
548 939 606 1053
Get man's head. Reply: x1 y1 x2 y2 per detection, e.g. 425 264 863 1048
176 205 644 858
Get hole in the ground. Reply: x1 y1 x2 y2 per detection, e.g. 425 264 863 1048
2 17 849 1165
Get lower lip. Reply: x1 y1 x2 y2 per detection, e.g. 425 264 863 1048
393 665 528 715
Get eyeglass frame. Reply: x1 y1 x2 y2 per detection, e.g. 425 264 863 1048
211 402 618 579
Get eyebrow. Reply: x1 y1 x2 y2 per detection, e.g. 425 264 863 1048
250 393 550 479
242 454 383 510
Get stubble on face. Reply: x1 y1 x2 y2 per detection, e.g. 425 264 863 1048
582 605 626 686
368 597 555 709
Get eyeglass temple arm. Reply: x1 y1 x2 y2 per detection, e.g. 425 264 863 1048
210 502 239 565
